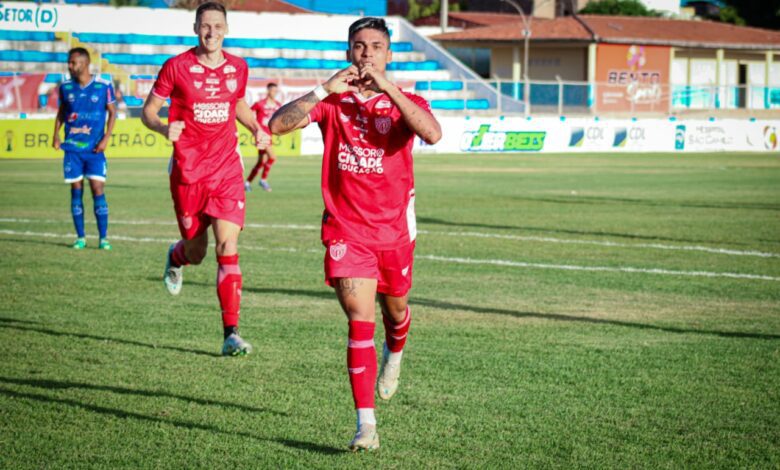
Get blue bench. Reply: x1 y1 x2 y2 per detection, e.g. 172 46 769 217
415 81 463 91
430 99 490 110
0 30 413 52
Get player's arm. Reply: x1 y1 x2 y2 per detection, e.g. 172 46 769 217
141 94 184 142
52 95 65 150
236 99 270 150
360 64 442 145
269 65 360 135
95 102 117 153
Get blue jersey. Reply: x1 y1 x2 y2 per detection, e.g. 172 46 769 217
59 76 115 153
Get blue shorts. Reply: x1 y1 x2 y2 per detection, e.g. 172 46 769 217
63 151 107 183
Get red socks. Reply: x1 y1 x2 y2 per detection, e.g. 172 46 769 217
261 157 276 180
170 240 190 268
217 254 242 328
383 306 411 353
347 321 376 410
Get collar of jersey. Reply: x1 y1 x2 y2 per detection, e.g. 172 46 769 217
350 91 385 103
190 48 228 71
76 76 95 90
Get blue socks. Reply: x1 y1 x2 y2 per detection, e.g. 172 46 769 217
93 194 109 240
71 188 85 238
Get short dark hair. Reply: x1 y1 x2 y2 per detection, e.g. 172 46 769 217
195 1 227 24
348 17 390 44
68 47 90 62
267 82 278 89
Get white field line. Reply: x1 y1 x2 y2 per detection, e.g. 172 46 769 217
1 217 777 259
418 254 780 282
1 228 778 282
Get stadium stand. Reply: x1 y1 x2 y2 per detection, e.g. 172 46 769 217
0 6 508 114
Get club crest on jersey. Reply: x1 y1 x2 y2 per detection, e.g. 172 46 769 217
189 64 204 74
226 79 237 92
374 116 391 135
193 81 203 89
224 65 236 74
90 95 99 103
67 93 75 103
330 242 347 261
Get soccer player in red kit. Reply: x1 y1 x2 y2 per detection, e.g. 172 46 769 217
141 2 270 356
245 82 281 192
270 17 441 451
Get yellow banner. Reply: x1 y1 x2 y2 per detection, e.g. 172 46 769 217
0 118 301 159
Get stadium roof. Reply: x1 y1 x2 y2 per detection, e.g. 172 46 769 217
414 11 522 28
230 0 309 14
431 15 780 50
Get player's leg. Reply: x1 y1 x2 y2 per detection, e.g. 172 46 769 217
64 152 86 248
376 241 415 400
324 240 383 450
334 277 381 451
259 146 276 192
212 218 251 356
165 180 210 295
86 152 110 249
245 151 264 191
377 294 410 400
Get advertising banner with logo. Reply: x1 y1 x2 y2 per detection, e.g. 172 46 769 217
596 44 671 113
334 117 779 156
0 75 46 113
0 118 301 158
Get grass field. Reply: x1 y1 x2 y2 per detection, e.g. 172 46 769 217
1 152 779 468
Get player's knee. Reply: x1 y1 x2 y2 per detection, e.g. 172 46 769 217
186 244 207 265
383 304 408 323
343 308 375 323
215 239 238 257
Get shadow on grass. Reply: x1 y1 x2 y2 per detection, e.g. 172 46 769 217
417 216 751 246
0 237 68 248
0 387 345 455
242 287 780 341
0 376 287 416
0 318 218 357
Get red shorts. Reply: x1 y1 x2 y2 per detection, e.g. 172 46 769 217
170 173 246 240
324 239 415 297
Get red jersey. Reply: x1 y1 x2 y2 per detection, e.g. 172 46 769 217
251 97 281 133
309 90 430 250
151 48 248 184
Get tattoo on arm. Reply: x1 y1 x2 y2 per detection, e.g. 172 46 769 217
277 92 320 128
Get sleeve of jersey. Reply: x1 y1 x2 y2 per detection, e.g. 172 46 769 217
237 62 248 100
106 82 117 105
151 59 175 100
308 99 327 123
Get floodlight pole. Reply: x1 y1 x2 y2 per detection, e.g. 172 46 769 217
500 0 531 116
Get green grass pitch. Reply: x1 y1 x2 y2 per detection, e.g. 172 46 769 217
1 152 779 468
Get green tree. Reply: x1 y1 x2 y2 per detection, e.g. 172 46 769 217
579 0 661 16
718 5 746 26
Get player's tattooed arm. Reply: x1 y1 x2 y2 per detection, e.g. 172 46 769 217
268 92 319 135
269 65 359 135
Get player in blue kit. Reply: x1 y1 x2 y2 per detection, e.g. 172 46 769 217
53 47 117 250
